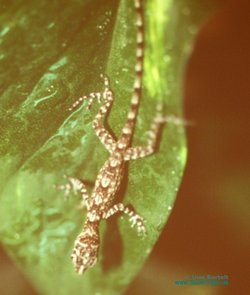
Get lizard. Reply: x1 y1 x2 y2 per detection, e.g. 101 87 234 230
57 0 170 274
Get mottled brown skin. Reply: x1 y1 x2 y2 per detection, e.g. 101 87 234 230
58 0 167 274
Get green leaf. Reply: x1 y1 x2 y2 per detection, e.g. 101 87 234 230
0 0 219 294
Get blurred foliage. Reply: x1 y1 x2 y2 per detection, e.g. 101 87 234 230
0 0 219 294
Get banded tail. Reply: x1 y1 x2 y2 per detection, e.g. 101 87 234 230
121 0 144 143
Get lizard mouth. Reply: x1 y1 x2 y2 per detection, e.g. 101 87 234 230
71 228 100 274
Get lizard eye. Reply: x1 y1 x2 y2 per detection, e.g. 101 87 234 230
71 235 99 274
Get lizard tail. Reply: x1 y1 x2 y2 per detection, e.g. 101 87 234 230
121 0 144 143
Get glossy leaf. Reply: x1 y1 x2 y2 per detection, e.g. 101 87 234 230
0 0 219 294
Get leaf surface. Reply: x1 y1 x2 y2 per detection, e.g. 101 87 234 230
0 0 219 294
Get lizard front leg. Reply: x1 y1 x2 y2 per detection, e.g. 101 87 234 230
103 203 146 234
55 176 90 210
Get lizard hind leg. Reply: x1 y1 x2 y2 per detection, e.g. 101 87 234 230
123 102 189 161
69 92 103 112
69 74 117 153
91 74 117 153
123 102 164 161
68 74 111 112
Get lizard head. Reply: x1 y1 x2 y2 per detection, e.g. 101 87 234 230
71 223 100 274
